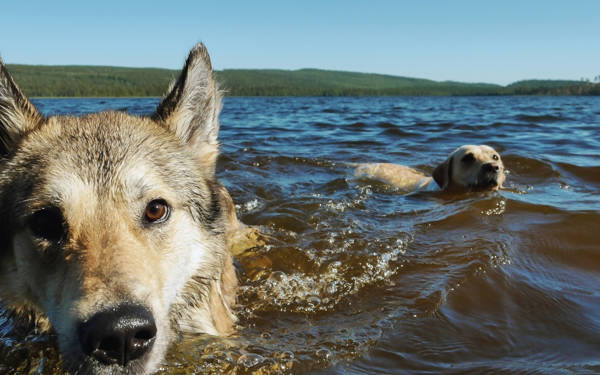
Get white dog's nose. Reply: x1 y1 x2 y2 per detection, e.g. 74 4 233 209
482 162 500 173
78 304 156 366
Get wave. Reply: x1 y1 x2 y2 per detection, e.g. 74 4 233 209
489 121 543 130
247 155 340 169
376 122 400 129
322 108 346 114
514 113 568 123
379 128 412 137
314 122 337 129
502 155 600 188
502 155 560 181
348 122 369 129
554 162 600 185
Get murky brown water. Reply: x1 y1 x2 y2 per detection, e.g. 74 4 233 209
1 96 599 374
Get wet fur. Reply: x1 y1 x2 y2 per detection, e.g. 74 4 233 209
0 44 244 374
355 145 505 192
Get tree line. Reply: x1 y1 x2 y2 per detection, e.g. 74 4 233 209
6 64 600 97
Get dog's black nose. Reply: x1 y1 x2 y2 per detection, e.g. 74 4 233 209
482 162 500 173
78 304 157 366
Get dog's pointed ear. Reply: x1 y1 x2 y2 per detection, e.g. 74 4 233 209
152 43 222 170
0 60 43 155
432 155 453 189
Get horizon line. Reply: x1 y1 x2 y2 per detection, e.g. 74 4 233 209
4 62 594 88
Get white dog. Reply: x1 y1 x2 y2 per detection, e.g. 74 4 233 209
355 145 505 192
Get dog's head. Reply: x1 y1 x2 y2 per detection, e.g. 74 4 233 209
0 44 236 374
432 145 505 191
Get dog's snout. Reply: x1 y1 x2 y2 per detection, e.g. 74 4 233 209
78 304 157 366
482 162 500 173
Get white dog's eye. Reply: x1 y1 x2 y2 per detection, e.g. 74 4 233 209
493 154 499 161
144 199 170 223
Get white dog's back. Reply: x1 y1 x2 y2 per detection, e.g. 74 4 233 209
355 163 434 192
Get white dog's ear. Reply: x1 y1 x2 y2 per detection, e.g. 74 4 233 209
0 60 43 155
432 156 453 189
152 43 222 170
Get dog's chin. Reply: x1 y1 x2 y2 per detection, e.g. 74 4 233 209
64 356 153 375
61 339 166 375
471 174 501 191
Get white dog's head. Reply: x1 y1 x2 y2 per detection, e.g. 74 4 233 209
432 145 505 191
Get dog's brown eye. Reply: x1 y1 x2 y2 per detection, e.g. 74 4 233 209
144 199 170 223
461 153 475 163
28 207 66 242
493 154 499 160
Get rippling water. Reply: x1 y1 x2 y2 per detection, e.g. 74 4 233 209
1 96 599 374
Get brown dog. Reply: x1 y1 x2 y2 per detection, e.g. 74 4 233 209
0 43 262 375
355 145 505 192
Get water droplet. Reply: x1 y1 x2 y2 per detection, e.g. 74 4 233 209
268 270 287 282
237 353 265 369
307 295 321 305
279 351 294 361
315 348 332 360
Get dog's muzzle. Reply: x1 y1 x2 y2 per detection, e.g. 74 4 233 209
475 162 502 188
78 304 157 367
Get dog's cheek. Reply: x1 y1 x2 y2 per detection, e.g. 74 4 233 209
7 234 45 299
10 233 79 316
498 167 507 187
160 217 211 305
0 251 19 303
460 162 481 187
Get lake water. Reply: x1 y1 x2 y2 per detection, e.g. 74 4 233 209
1 96 599 374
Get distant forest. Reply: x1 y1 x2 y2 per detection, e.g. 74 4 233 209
6 64 600 97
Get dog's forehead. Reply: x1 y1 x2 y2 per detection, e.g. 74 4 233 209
454 145 497 159
43 112 166 154
14 112 200 203
452 145 476 159
477 145 495 154
475 145 502 161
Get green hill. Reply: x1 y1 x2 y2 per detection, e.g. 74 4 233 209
4 64 599 97
216 68 502 96
5 64 177 97
507 79 600 95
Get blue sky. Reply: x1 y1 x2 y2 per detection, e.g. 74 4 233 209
2 1 599 85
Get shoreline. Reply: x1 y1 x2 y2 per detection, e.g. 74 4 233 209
30 93 600 99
